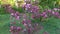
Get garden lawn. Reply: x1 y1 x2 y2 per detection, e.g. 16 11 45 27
0 14 10 34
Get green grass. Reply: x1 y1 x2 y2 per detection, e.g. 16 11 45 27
0 14 10 34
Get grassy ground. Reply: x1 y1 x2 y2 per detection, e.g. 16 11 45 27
0 14 10 34
0 14 60 34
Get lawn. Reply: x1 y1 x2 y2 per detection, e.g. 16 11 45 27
0 14 10 34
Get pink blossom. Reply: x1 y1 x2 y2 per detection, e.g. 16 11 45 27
15 12 20 16
16 16 20 20
53 8 58 11
42 12 47 15
41 12 47 16
48 10 52 13
55 12 59 16
23 4 32 12
24 23 27 26
31 6 39 13
17 27 22 31
10 26 14 31
58 16 60 18
52 11 55 15
43 14 48 18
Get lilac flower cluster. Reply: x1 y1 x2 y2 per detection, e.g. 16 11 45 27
47 9 60 18
11 11 20 20
23 4 32 12
23 3 40 14
30 9 60 23
10 26 22 34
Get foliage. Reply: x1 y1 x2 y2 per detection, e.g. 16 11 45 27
12 6 24 13
39 0 60 9
0 7 7 14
